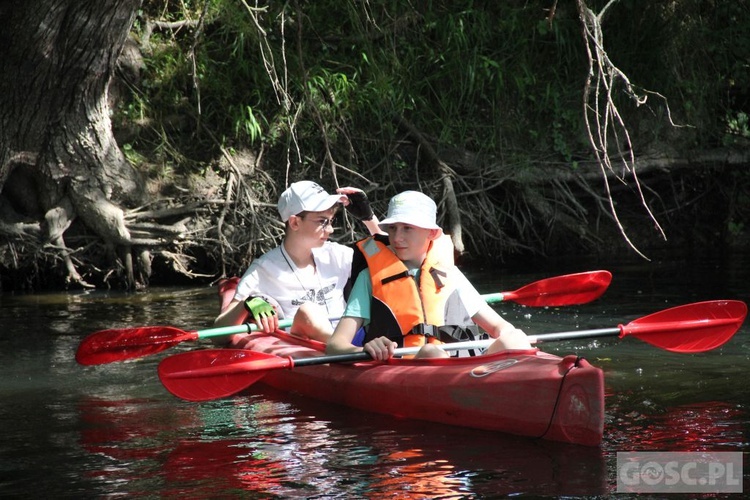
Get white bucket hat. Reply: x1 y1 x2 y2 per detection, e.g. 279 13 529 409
277 181 346 222
378 191 443 234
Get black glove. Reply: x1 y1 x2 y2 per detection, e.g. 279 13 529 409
344 191 374 221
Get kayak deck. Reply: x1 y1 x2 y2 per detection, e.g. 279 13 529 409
238 331 605 446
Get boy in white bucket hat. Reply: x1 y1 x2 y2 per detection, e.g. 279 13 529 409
377 190 444 233
327 190 531 359
213 181 381 345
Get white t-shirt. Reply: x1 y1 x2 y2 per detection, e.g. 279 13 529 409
234 241 354 321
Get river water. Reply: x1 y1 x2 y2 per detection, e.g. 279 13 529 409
1 251 748 498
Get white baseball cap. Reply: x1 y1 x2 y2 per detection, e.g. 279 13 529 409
378 191 443 234
277 181 346 222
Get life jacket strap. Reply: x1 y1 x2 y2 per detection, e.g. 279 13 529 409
381 270 410 285
409 324 482 343
379 265 447 291
428 267 447 289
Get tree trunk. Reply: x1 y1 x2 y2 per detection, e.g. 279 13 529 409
0 0 148 288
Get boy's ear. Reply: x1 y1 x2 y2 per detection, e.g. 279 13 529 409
427 229 441 240
288 214 302 231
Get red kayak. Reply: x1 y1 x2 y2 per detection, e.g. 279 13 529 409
212 277 605 446
233 330 605 446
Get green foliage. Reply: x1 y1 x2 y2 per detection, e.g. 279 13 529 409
728 220 744 237
230 104 263 144
725 111 750 144
119 0 750 176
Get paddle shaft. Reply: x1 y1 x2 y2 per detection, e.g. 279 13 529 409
163 340 496 379
77 270 614 365
291 328 625 368
198 323 627 355
199 320 290 339
159 325 660 381
198 290 529 340
290 329 620 367
259 314 746 368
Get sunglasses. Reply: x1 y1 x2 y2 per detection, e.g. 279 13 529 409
296 213 337 229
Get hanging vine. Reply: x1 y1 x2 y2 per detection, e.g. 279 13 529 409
575 0 689 259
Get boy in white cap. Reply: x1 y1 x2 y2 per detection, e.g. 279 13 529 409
213 181 381 345
326 190 532 359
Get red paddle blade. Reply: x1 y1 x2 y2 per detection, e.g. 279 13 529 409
158 349 292 402
76 326 198 366
504 270 612 307
621 300 747 353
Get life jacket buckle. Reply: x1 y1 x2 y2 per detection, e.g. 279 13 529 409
410 324 439 338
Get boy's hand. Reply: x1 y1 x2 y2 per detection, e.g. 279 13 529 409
341 189 374 221
244 297 278 333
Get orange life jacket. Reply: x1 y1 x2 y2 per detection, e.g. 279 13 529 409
356 235 456 347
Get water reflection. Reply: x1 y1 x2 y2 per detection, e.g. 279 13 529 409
74 389 608 497
165 439 286 496
608 400 747 451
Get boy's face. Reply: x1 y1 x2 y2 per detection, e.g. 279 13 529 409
385 223 437 267
290 207 338 247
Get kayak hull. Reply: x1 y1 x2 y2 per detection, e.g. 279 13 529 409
238 331 605 446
